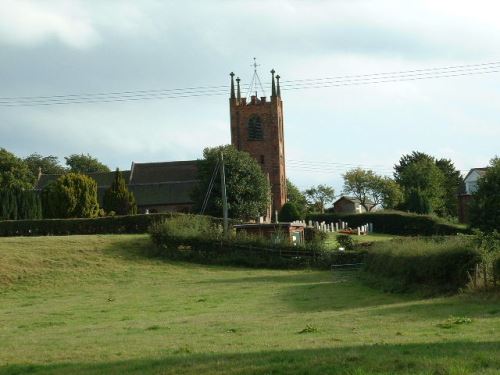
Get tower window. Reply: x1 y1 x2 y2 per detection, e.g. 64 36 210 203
248 115 263 140
260 155 265 164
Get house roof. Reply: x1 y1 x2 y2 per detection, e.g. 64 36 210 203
130 160 198 184
333 196 375 206
464 168 488 182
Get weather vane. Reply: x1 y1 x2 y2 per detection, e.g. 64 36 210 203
246 57 266 98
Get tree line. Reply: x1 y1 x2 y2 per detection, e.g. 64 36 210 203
0 148 135 220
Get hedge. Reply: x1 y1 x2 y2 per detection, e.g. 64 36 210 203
149 218 363 270
0 213 179 236
363 237 480 293
306 211 469 236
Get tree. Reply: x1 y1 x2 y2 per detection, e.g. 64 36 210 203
469 157 500 232
286 179 307 216
394 151 447 215
304 184 335 213
65 153 110 173
0 148 35 189
435 158 464 218
191 145 270 220
342 168 401 211
24 153 66 176
41 173 99 218
397 158 445 214
102 169 137 215
279 202 301 222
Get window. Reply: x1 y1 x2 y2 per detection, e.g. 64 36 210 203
248 115 263 140
260 155 265 164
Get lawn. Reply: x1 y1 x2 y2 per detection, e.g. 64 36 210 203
0 235 499 374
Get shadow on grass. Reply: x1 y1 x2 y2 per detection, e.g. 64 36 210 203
1 341 498 375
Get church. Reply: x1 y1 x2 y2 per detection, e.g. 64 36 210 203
35 68 287 219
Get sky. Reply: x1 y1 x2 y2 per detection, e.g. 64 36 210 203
0 0 499 192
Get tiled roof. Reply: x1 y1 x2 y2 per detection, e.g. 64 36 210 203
129 181 197 205
464 168 488 182
334 196 375 206
35 161 200 207
130 160 198 184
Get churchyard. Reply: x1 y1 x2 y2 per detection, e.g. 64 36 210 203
1 234 499 375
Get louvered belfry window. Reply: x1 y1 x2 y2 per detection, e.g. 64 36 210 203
248 115 263 140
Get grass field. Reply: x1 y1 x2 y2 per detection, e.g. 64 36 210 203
325 232 397 249
0 235 499 374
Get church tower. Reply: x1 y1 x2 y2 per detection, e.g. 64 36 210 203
229 64 287 219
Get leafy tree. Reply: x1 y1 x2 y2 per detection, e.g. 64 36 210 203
24 153 66 176
435 158 464 217
191 145 270 220
103 169 137 215
286 179 307 216
65 153 110 173
397 158 445 214
0 148 35 189
342 168 402 211
304 184 335 213
41 173 99 218
469 157 500 232
279 202 301 222
394 151 435 183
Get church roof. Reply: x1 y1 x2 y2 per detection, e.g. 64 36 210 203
130 160 198 184
34 160 200 208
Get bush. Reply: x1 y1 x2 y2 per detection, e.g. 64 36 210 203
306 211 468 236
103 169 137 215
0 213 181 236
336 234 354 250
41 173 99 218
279 202 301 222
363 237 481 293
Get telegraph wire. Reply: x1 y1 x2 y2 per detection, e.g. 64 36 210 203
2 61 500 106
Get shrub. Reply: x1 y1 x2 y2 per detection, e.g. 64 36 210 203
363 237 481 293
41 173 99 218
279 202 301 222
103 169 137 215
336 234 354 250
306 211 468 236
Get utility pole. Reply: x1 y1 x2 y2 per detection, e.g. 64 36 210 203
220 152 229 238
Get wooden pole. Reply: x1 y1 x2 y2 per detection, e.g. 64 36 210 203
220 152 228 239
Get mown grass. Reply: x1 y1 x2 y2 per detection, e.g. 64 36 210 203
0 235 499 374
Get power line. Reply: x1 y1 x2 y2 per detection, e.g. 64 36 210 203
1 61 500 107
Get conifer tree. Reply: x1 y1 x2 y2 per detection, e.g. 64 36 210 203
102 169 137 215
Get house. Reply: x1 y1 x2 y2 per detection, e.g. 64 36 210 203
333 196 376 214
35 160 199 214
458 167 488 223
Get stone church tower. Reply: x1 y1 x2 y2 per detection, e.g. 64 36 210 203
229 68 287 218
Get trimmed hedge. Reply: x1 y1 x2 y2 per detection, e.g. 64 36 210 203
306 211 469 236
0 213 179 236
363 237 480 293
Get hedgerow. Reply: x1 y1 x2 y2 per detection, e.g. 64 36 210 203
306 211 468 236
0 213 179 236
363 237 480 293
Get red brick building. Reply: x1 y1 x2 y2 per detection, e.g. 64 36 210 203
228 69 287 218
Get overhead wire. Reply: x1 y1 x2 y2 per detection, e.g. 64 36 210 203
1 61 500 107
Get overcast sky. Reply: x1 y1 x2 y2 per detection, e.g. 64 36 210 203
1 0 499 192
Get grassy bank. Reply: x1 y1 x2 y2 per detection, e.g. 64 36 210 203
0 235 499 374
